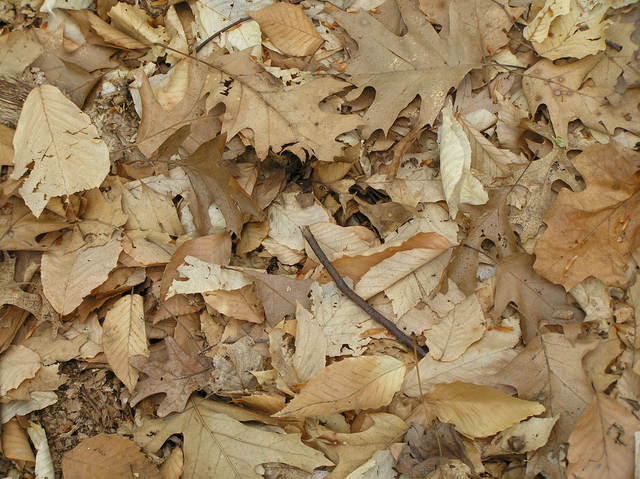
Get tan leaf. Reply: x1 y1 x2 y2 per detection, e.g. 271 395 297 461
108 3 168 47
403 316 520 396
62 433 159 479
182 135 265 235
205 52 362 161
0 198 67 252
533 143 640 290
0 124 14 166
168 256 252 297
0 30 43 77
134 397 332 479
103 295 149 392
1 418 35 462
204 284 265 323
27 422 55 479
292 303 326 382
0 345 42 396
41 232 122 315
423 382 545 438
567 393 640 479
425 294 487 362
11 85 110 216
67 10 148 50
249 3 323 56
484 416 559 457
308 413 408 478
159 447 183 479
275 355 405 418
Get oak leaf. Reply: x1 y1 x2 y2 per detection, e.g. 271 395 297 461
249 3 323 56
130 337 213 417
134 397 332 479
62 434 159 479
11 84 110 217
206 51 362 161
102 294 149 392
567 392 640 479
275 355 405 418
533 143 640 290
423 382 545 438
331 0 480 136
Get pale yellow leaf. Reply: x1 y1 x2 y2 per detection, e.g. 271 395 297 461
293 303 326 382
108 3 169 47
0 30 43 77
484 416 558 457
2 392 59 424
0 124 14 166
27 422 55 479
103 294 149 392
567 393 640 479
523 0 569 43
249 3 323 56
167 256 251 297
11 85 110 216
423 382 545 438
275 355 405 418
0 345 42 396
424 294 487 361
41 233 123 315
438 101 488 218
134 398 332 479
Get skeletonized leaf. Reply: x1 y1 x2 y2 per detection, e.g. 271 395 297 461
103 294 149 392
11 85 110 216
567 393 640 479
134 398 332 479
250 3 323 56
423 382 545 438
41 233 122 315
275 355 405 418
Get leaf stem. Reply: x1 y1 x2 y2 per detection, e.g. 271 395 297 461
301 226 427 358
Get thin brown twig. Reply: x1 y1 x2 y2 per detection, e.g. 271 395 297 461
195 17 251 53
301 226 427 358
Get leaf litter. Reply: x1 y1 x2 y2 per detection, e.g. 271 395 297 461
0 0 639 478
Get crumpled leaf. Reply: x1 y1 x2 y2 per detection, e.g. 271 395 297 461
102 294 149 392
275 355 405 418
11 84 110 216
62 433 159 479
134 397 332 479
130 337 213 417
27 422 55 479
422 382 545 438
567 392 640 479
534 143 640 290
249 3 323 56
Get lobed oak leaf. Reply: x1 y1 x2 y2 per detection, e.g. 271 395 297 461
274 355 406 418
249 2 324 56
331 0 481 136
567 392 640 479
206 51 362 161
130 337 213 417
11 84 110 217
533 143 640 290
134 397 332 479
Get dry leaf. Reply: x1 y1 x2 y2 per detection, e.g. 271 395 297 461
425 294 486 362
484 416 559 457
534 143 640 290
102 294 149 392
0 345 42 396
309 412 408 478
423 382 545 438
134 397 332 479
41 232 122 315
249 3 323 56
275 355 405 418
0 30 43 76
1 418 35 462
27 422 55 479
11 84 110 216
567 393 640 479
167 255 252 297
62 433 159 479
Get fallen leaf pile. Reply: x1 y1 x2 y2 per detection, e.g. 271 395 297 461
0 0 639 478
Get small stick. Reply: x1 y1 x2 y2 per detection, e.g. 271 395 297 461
195 17 251 53
301 226 427 358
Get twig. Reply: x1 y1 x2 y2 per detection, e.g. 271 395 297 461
195 17 251 53
301 226 427 358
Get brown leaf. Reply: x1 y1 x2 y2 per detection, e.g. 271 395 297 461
533 143 640 290
62 434 159 479
130 337 212 417
182 135 265 235
567 393 640 479
0 198 67 251
249 3 323 56
494 253 583 342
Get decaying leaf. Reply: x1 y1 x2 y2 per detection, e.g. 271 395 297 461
11 85 110 216
275 355 406 418
134 398 332 479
